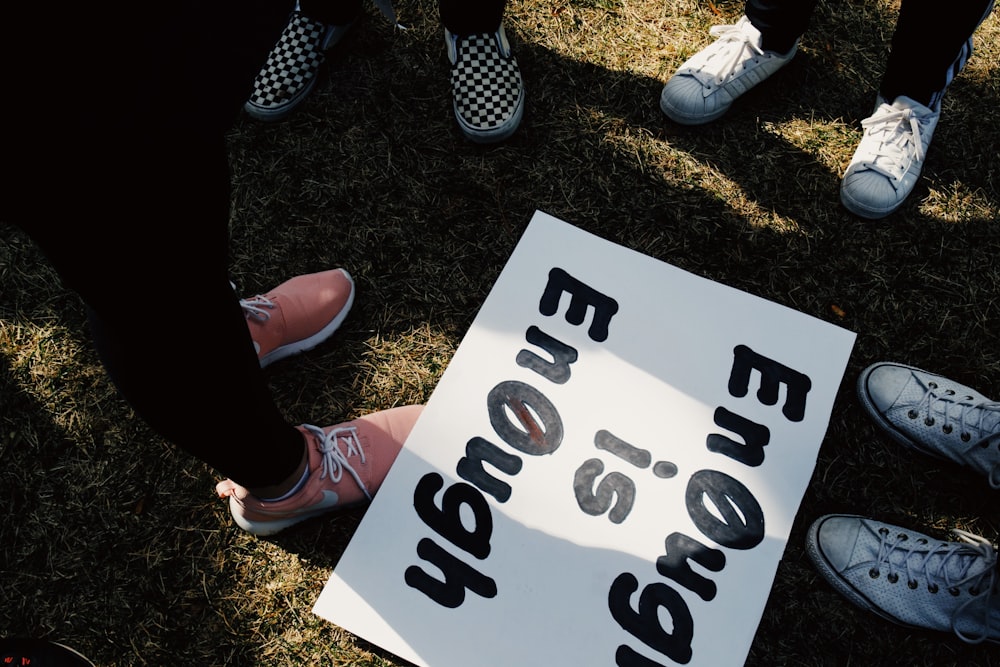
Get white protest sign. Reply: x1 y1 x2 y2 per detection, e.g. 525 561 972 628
314 211 856 666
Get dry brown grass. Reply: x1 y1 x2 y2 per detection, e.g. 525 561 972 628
2 0 1000 665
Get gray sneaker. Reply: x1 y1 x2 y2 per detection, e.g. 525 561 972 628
806 514 1000 644
858 362 1000 488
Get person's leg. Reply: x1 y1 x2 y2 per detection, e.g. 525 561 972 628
16 157 422 526
744 0 818 55
439 0 506 35
840 0 994 218
300 0 364 27
2 0 303 490
880 0 994 108
440 0 524 143
17 126 307 490
3 1 423 532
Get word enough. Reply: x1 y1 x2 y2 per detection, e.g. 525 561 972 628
403 267 812 666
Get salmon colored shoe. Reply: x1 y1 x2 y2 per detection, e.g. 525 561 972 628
217 404 424 536
240 268 355 367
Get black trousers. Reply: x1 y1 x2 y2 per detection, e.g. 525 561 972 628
2 2 306 488
746 0 994 107
300 0 507 34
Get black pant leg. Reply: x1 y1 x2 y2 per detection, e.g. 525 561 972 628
745 0 818 54
880 0 995 108
2 1 305 489
439 0 507 35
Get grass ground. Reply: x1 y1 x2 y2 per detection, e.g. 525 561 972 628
2 0 999 664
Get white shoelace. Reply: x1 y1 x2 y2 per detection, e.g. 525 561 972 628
689 21 766 87
912 384 1000 488
240 294 275 323
302 423 371 501
856 104 927 181
873 528 997 644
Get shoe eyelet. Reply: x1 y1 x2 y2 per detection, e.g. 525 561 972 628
869 568 880 579
961 433 971 442
928 583 939 593
949 587 960 596
928 382 938 389
898 534 908 541
887 573 899 584
942 425 953 434
878 527 889 536
916 538 927 544
907 580 918 590
907 410 919 419
924 417 935 426
945 389 955 396
970 587 980 596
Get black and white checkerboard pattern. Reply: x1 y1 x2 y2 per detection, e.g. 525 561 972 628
247 12 327 110
450 33 523 133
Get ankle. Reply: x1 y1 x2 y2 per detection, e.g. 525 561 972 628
759 34 796 57
248 442 309 500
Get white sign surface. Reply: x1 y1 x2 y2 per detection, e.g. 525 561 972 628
314 211 856 666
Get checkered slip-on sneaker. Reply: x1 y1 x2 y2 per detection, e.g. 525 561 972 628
446 25 524 144
245 12 353 122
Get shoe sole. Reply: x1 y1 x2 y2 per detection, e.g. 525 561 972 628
228 494 367 536
258 270 356 368
659 95 729 125
840 188 903 220
245 76 322 122
455 87 525 144
659 82 731 125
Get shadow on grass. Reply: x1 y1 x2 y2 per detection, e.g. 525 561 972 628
2 0 999 664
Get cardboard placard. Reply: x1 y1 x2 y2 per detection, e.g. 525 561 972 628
314 211 856 666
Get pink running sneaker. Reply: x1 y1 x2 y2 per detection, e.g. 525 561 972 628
217 404 424 536
240 268 355 368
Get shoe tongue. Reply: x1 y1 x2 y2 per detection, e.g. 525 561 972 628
898 373 965 417
908 377 1000 438
892 373 955 418
891 94 919 107
889 94 934 115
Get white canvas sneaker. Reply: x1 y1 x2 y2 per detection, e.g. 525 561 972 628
840 95 941 218
857 362 1000 488
659 15 797 125
807 514 1000 644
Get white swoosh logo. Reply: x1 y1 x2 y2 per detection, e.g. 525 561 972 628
313 489 341 509
255 489 340 516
